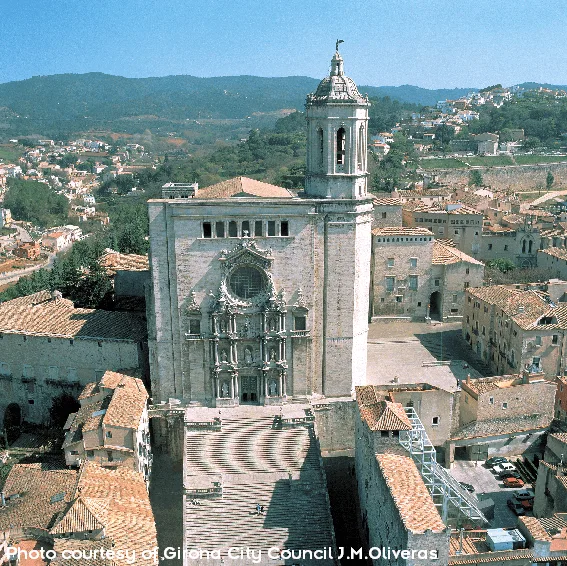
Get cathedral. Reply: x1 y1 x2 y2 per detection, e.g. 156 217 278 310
147 48 374 406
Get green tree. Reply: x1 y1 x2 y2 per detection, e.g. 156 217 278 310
486 258 516 273
469 170 483 186
547 171 555 190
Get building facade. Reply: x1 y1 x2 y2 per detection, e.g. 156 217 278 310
147 50 374 406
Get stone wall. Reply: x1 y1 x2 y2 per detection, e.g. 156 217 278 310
314 400 356 452
0 334 143 425
427 162 567 192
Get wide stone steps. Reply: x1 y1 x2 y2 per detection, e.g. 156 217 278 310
185 416 319 476
184 481 334 552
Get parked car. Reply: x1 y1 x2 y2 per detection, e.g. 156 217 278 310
503 477 525 488
459 482 475 493
493 463 516 475
514 489 535 501
507 499 526 516
498 470 522 480
486 457 509 468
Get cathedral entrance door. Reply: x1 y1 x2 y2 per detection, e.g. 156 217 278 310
240 376 258 404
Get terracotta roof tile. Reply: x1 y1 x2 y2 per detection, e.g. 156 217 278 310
372 226 434 237
376 453 445 533
74 463 158 565
99 248 149 276
197 176 294 199
0 464 78 530
0 290 146 341
356 386 412 431
452 413 552 440
50 496 108 535
540 247 567 262
51 538 115 565
432 241 484 265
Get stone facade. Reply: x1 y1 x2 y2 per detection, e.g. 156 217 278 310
463 285 567 378
371 230 484 321
147 51 373 406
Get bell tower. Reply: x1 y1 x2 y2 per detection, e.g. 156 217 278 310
305 47 370 199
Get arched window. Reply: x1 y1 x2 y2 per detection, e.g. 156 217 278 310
528 240 533 253
357 125 364 170
336 127 346 166
522 239 526 254
318 128 324 169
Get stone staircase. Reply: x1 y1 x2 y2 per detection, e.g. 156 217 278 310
183 408 337 565
185 415 320 476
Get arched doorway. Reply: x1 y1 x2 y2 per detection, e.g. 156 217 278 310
429 291 442 321
3 403 21 444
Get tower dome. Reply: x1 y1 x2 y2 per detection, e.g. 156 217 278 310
308 51 368 104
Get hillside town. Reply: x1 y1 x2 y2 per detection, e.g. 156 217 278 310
6 44 567 566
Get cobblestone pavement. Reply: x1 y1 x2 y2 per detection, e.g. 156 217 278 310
367 320 493 392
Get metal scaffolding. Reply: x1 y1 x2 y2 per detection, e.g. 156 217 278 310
399 407 488 526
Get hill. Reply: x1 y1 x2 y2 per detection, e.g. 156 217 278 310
0 73 479 138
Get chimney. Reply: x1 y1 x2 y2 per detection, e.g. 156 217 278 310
466 374 471 385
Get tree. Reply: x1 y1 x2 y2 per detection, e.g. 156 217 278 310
49 393 80 428
486 258 516 273
469 170 483 186
547 171 554 190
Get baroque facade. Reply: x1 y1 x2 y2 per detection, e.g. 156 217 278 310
148 49 373 406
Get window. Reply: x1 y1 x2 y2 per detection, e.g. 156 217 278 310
489 397 494 404
504 245 508 251
86 450 94 459
385 277 395 291
280 221 289 237
48 366 58 380
107 451 114 462
454 230 459 235
67 367 78 382
216 221 225 238
488 244 493 250
106 431 112 439
464 282 470 289
395 295 403 303
203 222 212 238
0 362 9 376
434 279 440 286
267 221 276 237
382 212 387 219
409 258 417 268
535 336 542 346
254 221 263 237
502 402 508 409
466 268 470 275
408 275 418 290
189 319 201 335
417 302 422 307
242 220 250 237
23 365 33 378
336 127 346 165
229 266 266 300
228 221 238 237
465 395 468 404
553 335 559 345
28 399 34 405
432 416 440 426
452 294 458 303
294 316 307 331
438 227 444 235
387 258 394 268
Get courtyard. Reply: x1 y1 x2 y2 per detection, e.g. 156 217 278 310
367 320 491 391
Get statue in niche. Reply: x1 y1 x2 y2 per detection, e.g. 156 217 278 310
269 318 276 332
221 381 229 398
269 348 277 361
219 319 226 333
221 350 228 363
244 347 253 365
269 379 278 397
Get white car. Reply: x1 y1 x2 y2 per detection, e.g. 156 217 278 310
493 463 516 475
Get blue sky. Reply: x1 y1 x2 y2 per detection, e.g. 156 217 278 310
1 0 567 88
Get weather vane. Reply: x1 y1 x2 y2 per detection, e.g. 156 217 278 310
336 39 344 52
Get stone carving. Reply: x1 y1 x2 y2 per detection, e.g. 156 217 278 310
186 291 200 313
269 380 278 396
221 350 228 363
269 348 276 361
221 381 229 398
244 347 253 364
294 288 307 310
